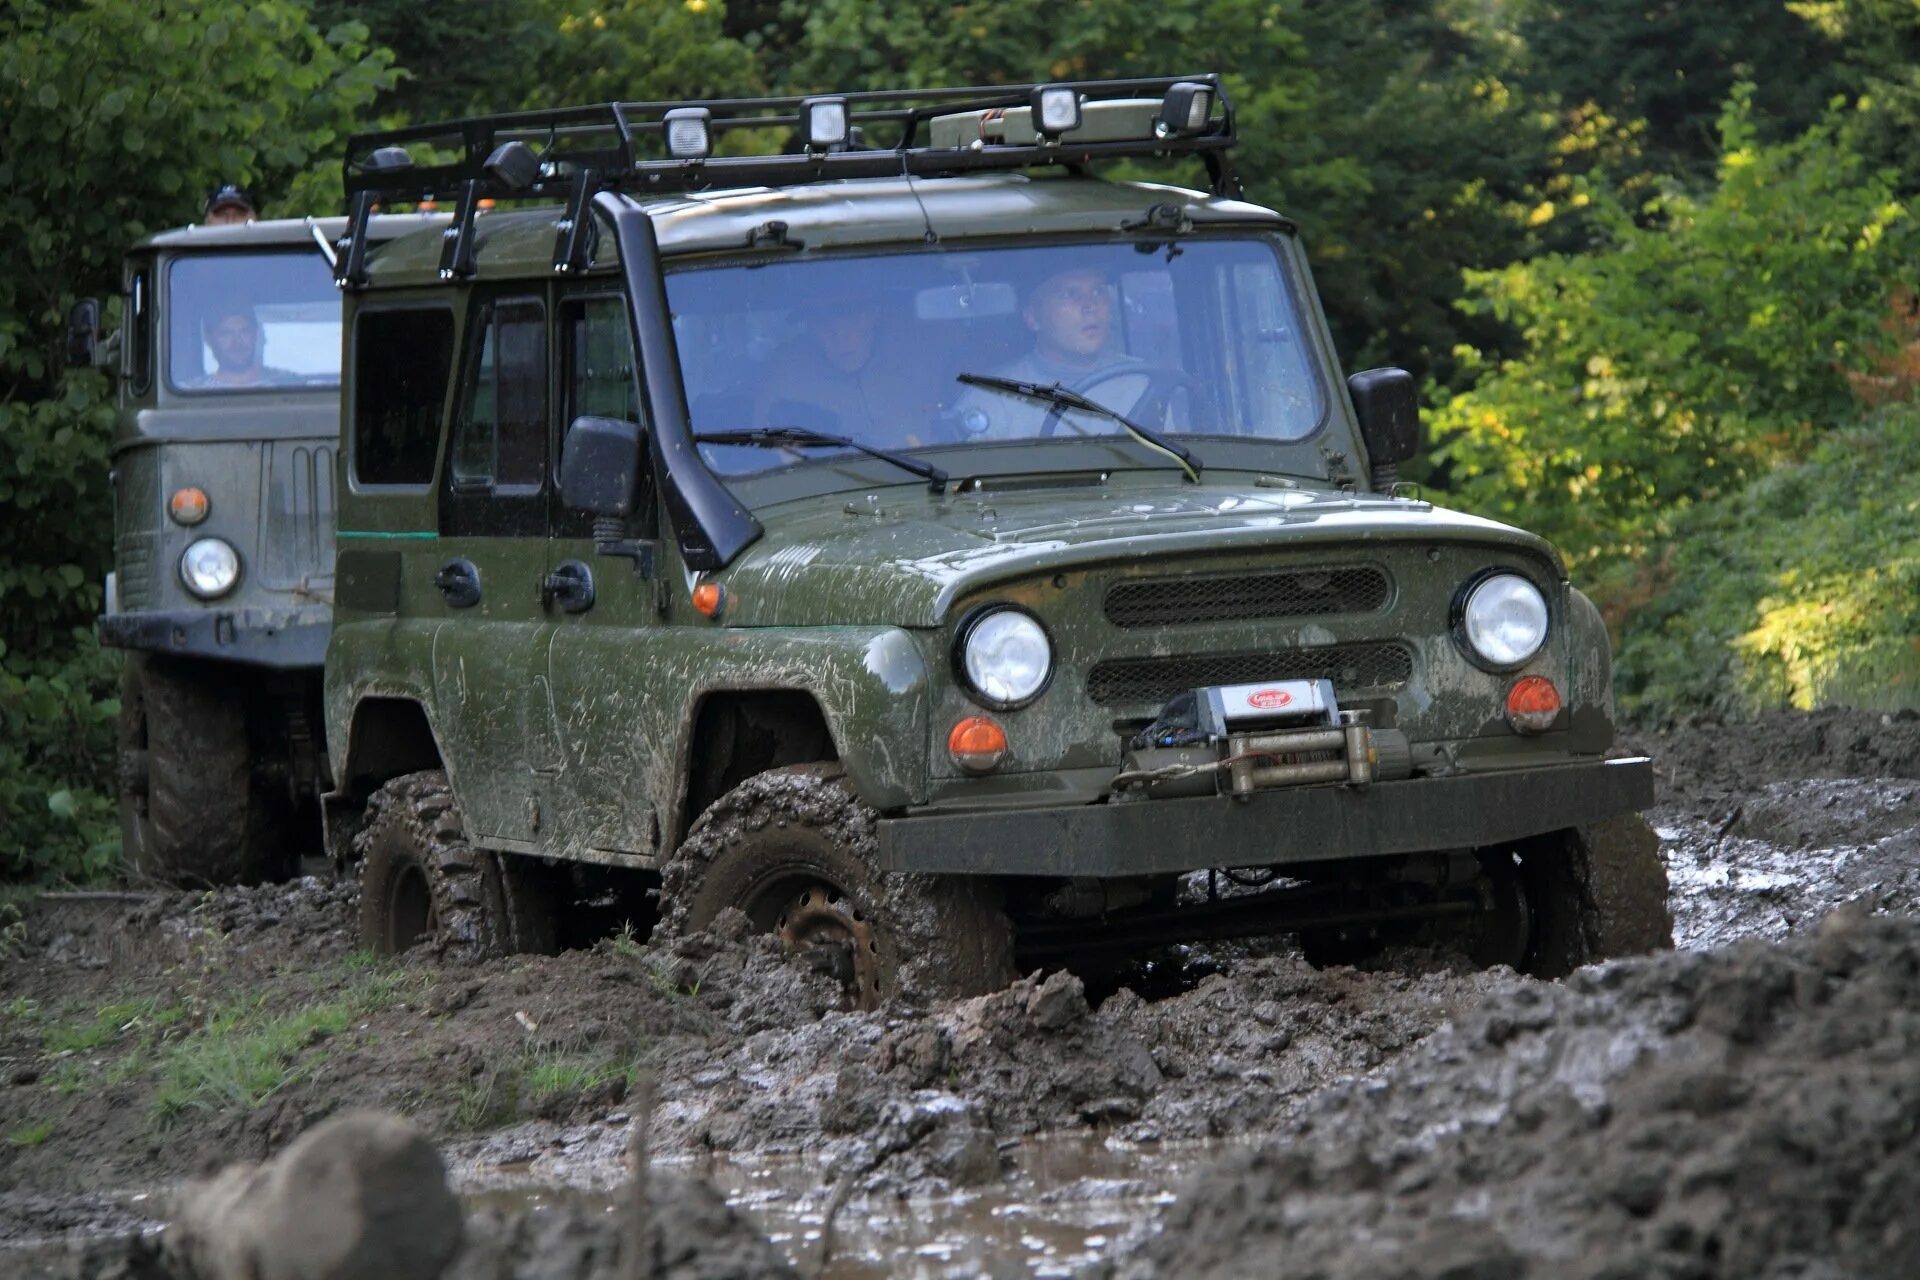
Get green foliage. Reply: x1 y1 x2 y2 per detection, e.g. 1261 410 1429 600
1614 418 1920 722
0 1 390 884
1433 92 1916 570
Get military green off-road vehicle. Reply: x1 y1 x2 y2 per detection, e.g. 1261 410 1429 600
72 213 435 885
324 76 1670 1005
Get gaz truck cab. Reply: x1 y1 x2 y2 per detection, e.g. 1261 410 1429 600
323 77 1671 1005
72 213 436 884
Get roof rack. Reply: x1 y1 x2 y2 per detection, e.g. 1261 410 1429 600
332 75 1237 287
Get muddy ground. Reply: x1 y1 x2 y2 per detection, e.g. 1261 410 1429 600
4 707 1920 1277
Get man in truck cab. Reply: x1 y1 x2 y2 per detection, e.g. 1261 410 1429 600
191 301 294 389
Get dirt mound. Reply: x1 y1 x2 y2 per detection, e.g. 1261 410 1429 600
1626 706 1920 818
1104 905 1920 1279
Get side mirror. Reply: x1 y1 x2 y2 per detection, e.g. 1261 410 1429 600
560 415 647 517
65 298 101 368
1347 367 1421 490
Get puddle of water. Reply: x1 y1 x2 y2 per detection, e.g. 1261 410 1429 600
464 1131 1243 1278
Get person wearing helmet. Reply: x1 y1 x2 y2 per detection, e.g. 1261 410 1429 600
203 183 256 226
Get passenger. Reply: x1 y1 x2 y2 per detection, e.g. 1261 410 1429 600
753 284 924 441
191 303 294 389
203 183 256 226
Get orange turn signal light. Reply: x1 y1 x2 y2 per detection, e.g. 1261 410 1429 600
691 582 726 618
1505 675 1562 734
168 487 210 526
948 716 1008 774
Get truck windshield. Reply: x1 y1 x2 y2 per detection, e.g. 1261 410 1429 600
666 237 1325 477
166 252 342 393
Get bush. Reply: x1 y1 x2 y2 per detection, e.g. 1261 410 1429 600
1612 413 1920 723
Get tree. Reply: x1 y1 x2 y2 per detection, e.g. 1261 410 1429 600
0 0 391 880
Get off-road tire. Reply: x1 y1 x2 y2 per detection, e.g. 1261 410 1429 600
355 770 558 961
118 655 284 886
654 764 1016 1009
1523 812 1674 978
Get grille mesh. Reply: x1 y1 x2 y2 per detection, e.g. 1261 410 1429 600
1105 566 1389 628
1087 642 1414 706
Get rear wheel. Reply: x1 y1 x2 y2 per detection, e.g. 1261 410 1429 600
118 655 288 886
355 770 558 961
655 765 1016 1010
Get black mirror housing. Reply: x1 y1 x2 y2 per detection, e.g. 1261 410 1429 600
560 415 647 517
65 298 101 368
1347 367 1421 488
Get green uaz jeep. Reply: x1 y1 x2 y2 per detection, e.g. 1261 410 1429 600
72 213 434 885
323 77 1669 1006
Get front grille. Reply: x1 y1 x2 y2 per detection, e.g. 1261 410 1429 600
1105 566 1389 627
117 534 157 610
1086 642 1414 706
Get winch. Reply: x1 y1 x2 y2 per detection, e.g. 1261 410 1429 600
1112 679 1414 800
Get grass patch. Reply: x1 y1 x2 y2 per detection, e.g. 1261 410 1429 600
42 997 179 1055
146 965 427 1129
6 1121 53 1147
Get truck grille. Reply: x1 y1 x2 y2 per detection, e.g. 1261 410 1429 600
1086 641 1414 706
116 533 157 610
1104 566 1389 627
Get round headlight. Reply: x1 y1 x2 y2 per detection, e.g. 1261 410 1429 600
1461 573 1549 669
958 607 1053 708
180 538 240 599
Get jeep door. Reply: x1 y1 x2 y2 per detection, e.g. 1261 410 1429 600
428 291 564 845
543 292 664 859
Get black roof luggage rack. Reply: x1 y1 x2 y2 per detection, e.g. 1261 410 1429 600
332 75 1238 287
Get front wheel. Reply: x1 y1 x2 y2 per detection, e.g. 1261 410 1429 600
654 765 1016 1010
354 770 558 961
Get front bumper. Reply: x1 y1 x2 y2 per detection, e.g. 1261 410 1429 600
98 607 328 669
877 756 1653 877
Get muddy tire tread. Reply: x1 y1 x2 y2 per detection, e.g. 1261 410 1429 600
355 770 556 961
655 764 1015 1005
126 656 267 886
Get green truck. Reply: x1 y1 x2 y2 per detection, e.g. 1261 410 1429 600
324 77 1670 1006
71 213 433 885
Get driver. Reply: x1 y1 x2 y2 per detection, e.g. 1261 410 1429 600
956 265 1144 439
753 283 923 439
191 303 294 388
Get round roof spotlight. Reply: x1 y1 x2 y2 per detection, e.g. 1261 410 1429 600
180 537 240 600
1458 572 1549 670
956 606 1053 710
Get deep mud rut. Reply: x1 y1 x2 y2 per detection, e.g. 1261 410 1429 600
6 708 1920 1277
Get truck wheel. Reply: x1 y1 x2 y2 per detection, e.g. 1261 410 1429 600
1523 812 1674 978
118 655 282 886
354 771 557 961
655 765 1016 1010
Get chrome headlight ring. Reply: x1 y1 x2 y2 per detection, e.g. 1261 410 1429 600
953 604 1054 710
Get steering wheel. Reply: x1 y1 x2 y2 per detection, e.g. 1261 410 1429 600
1045 364 1201 437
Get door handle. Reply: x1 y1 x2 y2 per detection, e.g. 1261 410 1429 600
539 560 595 614
432 558 482 608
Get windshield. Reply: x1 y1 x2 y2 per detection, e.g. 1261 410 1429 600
666 237 1325 477
166 252 342 393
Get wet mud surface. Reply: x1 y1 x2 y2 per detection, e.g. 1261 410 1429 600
6 708 1920 1277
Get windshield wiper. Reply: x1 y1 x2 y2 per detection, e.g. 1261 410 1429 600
693 426 948 493
955 373 1202 482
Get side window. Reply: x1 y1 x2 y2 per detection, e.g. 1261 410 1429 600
353 306 455 486
125 270 152 393
451 298 548 491
555 295 648 539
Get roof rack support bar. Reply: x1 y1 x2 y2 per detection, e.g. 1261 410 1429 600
552 168 598 274
335 191 376 289
439 180 481 281
594 192 762 570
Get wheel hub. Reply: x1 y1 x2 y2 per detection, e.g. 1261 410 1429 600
774 882 880 1010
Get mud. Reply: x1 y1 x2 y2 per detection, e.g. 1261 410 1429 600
4 706 1920 1277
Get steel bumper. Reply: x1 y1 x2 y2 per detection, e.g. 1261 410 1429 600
876 757 1654 877
98 607 328 669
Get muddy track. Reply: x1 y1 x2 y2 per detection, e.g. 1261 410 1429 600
6 708 1920 1276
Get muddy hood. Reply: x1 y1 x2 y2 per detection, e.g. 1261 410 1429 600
715 485 1563 628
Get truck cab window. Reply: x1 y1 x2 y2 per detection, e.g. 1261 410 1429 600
352 306 455 487
452 298 548 492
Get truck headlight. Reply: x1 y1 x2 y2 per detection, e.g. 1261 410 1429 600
956 606 1052 709
1458 572 1548 669
180 537 240 599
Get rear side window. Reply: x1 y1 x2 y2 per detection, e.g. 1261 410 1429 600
450 298 548 490
353 307 455 486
